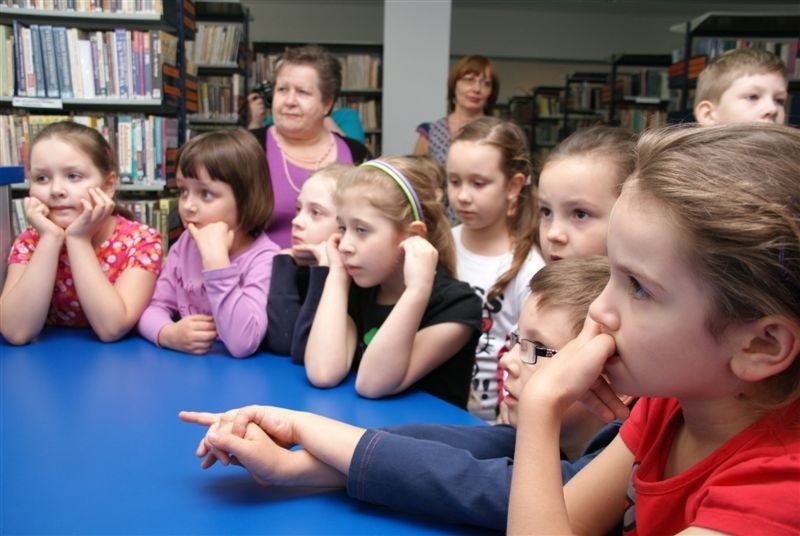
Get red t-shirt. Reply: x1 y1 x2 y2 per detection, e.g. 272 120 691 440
8 215 162 327
620 396 800 535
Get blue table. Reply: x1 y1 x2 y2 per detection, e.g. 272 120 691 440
0 329 487 535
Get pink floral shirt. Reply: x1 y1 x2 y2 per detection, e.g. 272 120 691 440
7 215 163 327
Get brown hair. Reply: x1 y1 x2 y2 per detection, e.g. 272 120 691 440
695 48 788 106
29 121 133 219
541 125 637 196
531 256 610 337
631 123 800 405
447 55 499 114
336 156 458 278
274 44 342 109
452 117 537 303
177 128 274 237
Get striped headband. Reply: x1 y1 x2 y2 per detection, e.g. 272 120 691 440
360 160 424 223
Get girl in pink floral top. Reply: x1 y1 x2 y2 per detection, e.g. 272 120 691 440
0 121 162 345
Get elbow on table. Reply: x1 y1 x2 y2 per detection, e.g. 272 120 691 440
1 326 38 346
354 375 399 399
94 324 132 343
305 366 346 389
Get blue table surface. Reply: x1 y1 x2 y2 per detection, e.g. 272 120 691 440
0 329 488 535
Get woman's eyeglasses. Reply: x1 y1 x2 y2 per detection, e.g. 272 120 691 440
508 330 558 365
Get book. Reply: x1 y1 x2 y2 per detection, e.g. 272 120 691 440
12 21 26 97
40 25 60 98
52 26 73 99
28 24 46 98
0 25 12 97
114 28 128 98
77 35 96 98
141 30 151 98
66 28 83 98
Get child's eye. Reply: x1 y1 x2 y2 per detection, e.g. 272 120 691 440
178 187 188 197
745 94 759 101
574 209 589 220
628 276 650 300
31 175 49 183
201 190 214 201
539 206 552 217
356 226 368 234
775 97 786 107
67 172 83 181
337 224 346 233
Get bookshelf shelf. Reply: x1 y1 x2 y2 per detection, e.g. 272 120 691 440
187 1 250 134
0 0 194 247
607 53 672 132
562 72 608 139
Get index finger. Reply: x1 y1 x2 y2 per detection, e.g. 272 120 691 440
178 410 220 426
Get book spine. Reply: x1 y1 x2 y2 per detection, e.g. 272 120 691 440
114 28 127 98
150 30 161 99
142 30 151 98
12 21 26 97
29 25 46 97
40 25 60 98
66 28 82 98
77 36 96 98
52 26 73 99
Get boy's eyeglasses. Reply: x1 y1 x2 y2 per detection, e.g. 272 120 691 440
508 330 558 365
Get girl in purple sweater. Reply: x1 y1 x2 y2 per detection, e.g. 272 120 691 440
138 129 280 358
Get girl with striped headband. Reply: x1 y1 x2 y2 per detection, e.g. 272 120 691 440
303 155 482 407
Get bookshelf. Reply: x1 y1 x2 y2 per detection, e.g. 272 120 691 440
607 54 672 132
531 85 563 161
0 1 194 249
508 94 534 153
251 41 383 154
186 0 249 135
669 12 800 123
562 72 607 139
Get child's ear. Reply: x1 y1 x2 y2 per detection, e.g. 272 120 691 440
407 220 428 238
103 172 117 197
508 172 526 199
730 316 800 383
694 100 717 126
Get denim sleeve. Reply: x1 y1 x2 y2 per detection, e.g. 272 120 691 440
347 429 512 531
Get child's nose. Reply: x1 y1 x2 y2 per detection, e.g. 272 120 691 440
49 177 67 198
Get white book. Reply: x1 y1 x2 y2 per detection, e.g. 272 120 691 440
77 38 96 98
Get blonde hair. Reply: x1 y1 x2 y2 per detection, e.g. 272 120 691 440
309 162 353 187
531 256 610 337
336 156 457 278
631 123 800 405
695 48 788 106
541 125 637 196
453 117 537 302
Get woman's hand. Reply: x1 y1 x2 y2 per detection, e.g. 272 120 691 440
158 314 217 354
187 222 234 270
23 196 64 239
400 236 437 293
247 92 267 130
65 187 115 240
518 317 629 423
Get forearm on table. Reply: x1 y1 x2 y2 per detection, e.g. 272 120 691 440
0 240 61 342
355 287 428 397
304 273 352 385
206 263 270 358
66 238 150 341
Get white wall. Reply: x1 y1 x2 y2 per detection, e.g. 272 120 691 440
383 0 451 154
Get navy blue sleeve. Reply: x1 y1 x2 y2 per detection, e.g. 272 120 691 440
347 428 513 531
383 423 516 459
290 265 328 364
264 254 300 355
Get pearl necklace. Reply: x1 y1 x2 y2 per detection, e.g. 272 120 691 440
275 131 336 193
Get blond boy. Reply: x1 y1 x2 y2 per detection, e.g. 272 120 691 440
694 48 789 125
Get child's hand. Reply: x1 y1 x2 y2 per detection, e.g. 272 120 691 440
187 222 234 270
180 406 304 485
292 242 328 267
518 317 629 423
65 187 115 239
326 234 348 275
158 314 217 354
400 236 437 292
23 196 64 239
